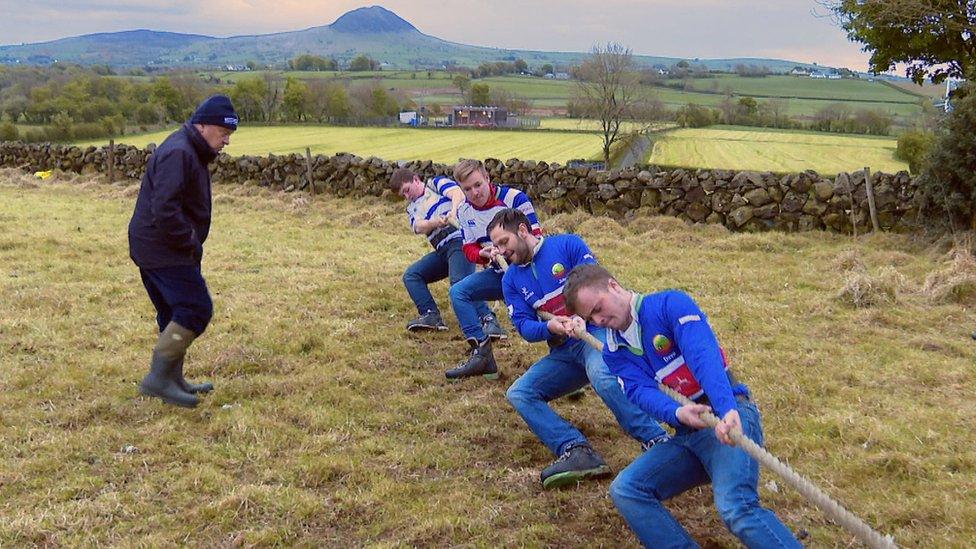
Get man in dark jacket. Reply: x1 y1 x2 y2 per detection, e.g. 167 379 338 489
128 95 237 408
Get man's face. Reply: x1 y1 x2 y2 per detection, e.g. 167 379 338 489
398 176 424 201
458 169 491 207
572 279 632 331
196 124 234 153
489 223 532 265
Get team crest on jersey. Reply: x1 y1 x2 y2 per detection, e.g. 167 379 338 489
551 262 566 279
652 334 673 356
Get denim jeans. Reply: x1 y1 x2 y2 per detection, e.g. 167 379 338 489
401 239 477 317
448 267 502 341
609 399 801 549
506 335 669 456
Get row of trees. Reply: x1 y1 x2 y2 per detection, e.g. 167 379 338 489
0 66 428 141
287 54 379 72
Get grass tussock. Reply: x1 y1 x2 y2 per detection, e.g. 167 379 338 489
1 174 974 547
836 265 911 308
921 244 976 305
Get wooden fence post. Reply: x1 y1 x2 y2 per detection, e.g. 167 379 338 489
841 172 858 238
864 166 880 232
305 147 315 198
107 139 115 183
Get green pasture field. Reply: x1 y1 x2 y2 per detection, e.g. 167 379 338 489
204 71 925 119
75 126 605 164
1 170 973 546
681 74 919 103
647 126 909 174
538 119 675 133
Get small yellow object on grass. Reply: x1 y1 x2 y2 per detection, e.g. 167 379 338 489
33 170 53 179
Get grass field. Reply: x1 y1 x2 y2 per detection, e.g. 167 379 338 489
1 170 974 546
538 118 675 133
648 126 908 174
76 126 606 164
207 70 926 119
76 124 905 172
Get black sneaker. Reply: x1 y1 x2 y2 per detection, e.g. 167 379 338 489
445 338 498 380
406 311 448 332
540 444 611 489
481 313 507 340
640 433 671 453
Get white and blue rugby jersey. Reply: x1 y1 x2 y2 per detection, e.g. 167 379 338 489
405 176 461 249
457 184 541 268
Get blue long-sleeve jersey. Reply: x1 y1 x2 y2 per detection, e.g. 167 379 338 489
603 291 748 427
501 234 601 348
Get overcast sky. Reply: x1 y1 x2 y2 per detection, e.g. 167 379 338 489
0 0 874 70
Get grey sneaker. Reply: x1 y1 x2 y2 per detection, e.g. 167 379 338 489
481 313 507 340
540 444 611 489
406 310 448 332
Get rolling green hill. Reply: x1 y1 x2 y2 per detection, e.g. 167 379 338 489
1 6 827 72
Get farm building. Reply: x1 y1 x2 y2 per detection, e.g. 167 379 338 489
450 106 508 128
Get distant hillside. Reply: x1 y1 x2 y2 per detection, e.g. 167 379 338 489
0 5 825 73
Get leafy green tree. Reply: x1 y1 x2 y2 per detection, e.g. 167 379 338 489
675 103 718 128
452 74 470 95
917 84 976 230
468 83 490 106
349 55 378 71
229 77 267 122
282 77 310 121
150 77 184 121
540 63 554 75
514 59 528 73
823 0 976 83
290 54 338 71
895 130 934 174
0 121 18 141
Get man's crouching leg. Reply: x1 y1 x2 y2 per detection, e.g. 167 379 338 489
139 322 200 408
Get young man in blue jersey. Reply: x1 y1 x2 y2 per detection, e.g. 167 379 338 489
564 264 801 548
390 168 472 332
444 159 541 380
487 208 670 489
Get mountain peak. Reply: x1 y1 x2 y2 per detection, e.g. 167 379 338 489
330 6 417 33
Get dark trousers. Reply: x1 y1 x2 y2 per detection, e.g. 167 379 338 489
139 265 213 336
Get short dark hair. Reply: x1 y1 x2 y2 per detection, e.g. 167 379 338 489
389 168 416 192
487 208 530 237
563 264 614 315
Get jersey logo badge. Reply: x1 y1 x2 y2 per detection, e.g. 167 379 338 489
652 334 673 356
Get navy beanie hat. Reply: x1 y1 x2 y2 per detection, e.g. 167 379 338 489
189 95 238 130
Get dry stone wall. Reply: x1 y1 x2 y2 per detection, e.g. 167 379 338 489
0 141 921 233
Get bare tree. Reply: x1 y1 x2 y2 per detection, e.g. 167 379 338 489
574 43 644 166
261 72 282 123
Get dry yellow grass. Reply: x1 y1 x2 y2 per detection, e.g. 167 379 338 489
1 168 974 546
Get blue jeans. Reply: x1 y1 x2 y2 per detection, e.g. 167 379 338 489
402 239 476 317
506 336 668 456
448 267 502 341
609 399 800 549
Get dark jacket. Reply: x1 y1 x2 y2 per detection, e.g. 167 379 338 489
128 123 217 269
